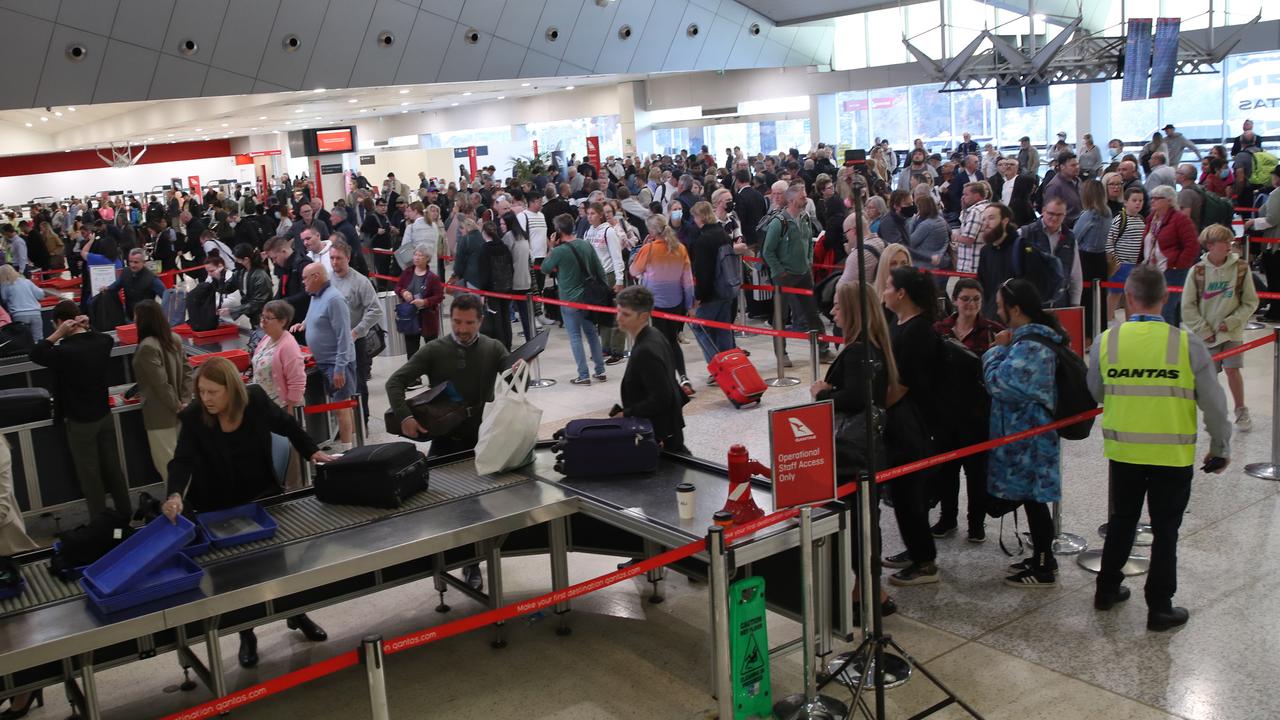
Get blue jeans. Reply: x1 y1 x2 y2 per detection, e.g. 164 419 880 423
692 298 734 365
13 311 43 342
562 306 605 379
1162 268 1188 326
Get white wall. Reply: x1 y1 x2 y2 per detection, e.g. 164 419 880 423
0 155 239 207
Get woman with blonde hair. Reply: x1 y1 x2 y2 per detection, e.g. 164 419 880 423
424 203 448 276
631 212 695 393
162 356 333 669
873 243 913 300
40 221 64 269
0 265 45 342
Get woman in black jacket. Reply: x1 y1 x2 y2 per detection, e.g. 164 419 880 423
219 243 273 328
161 356 333 670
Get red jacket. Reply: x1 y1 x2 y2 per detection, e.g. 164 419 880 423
1144 209 1199 271
394 267 445 339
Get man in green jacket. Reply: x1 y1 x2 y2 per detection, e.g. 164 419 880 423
762 185 833 361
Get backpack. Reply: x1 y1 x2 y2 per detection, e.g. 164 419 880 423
754 207 788 242
89 289 127 332
1192 260 1249 305
161 286 187 327
713 240 744 300
185 281 219 331
484 237 515 293
50 508 135 580
1195 185 1234 231
937 336 989 429
1012 229 1066 307
1015 334 1097 440
1248 149 1278 187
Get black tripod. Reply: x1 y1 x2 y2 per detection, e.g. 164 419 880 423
815 164 984 720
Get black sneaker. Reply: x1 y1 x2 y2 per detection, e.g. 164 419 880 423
1094 585 1131 611
889 562 939 586
605 355 625 365
593 373 607 382
967 524 986 543
930 520 957 538
1004 567 1056 588
1009 556 1060 574
570 377 592 386
1147 606 1189 631
882 550 913 569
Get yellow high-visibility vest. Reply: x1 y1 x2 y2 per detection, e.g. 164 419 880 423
1099 321 1197 467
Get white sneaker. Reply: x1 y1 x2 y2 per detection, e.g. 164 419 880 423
1236 407 1252 432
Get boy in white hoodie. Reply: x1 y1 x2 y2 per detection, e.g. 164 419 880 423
1181 225 1260 430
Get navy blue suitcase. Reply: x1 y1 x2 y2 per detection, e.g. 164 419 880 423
550 418 660 477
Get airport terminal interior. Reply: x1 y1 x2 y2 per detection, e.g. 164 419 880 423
1 1 1280 718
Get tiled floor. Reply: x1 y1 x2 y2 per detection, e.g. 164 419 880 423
11 309 1279 720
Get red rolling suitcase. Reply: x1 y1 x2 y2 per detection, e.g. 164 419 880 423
708 349 766 408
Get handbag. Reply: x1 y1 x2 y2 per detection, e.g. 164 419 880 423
834 406 883 479
474 363 542 474
364 324 387 360
406 381 473 438
395 301 421 335
566 243 616 323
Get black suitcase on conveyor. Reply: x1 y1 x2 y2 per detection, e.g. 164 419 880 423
550 418 660 477
314 442 428 508
0 388 53 426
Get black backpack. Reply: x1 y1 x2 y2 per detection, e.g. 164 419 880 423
484 238 515 293
937 336 989 429
185 281 219 331
1016 334 1097 440
89 289 127 332
50 508 135 580
754 208 788 241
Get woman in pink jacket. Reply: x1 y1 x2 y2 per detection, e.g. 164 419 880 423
251 300 307 488
1143 185 1200 325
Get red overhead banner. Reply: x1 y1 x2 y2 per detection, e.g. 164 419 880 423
586 136 600 171
187 175 201 198
768 401 836 510
467 146 478 178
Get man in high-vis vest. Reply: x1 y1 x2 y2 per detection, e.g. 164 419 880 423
1086 264 1231 631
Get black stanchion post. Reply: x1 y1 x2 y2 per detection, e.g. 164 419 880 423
354 397 366 448
1091 281 1104 336
525 292 556 389
1246 328 1280 480
293 406 313 487
362 635 390 720
808 330 821 384
766 286 800 387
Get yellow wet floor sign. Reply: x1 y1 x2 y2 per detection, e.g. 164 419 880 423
728 576 771 719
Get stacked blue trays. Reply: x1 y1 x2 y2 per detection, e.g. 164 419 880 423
196 503 278 549
182 527 211 558
79 516 205 614
0 578 25 601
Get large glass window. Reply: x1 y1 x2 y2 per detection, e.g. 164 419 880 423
1048 84 1077 142
426 125 511 150
1110 81 1161 147
999 106 1047 147
523 116 622 159
834 90 871 150
652 128 690 155
1160 71 1225 141
904 1 942 59
831 13 867 71
775 119 813 153
1225 49 1280 137
868 86 910 146
909 83 951 146
864 7 908 66
950 88 996 142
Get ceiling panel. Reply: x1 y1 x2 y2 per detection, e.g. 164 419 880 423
630 0 683 74
663 2 715 72
149 53 208 101
560 0 617 71
593 0 651 75
556 59 593 78
693 14 740 71
494 0 544 48
518 48 561 79
754 37 789 68
93 40 159 105
202 67 255 98
348 0 418 89
57 0 120 37
34 25 109 108
418 0 463 20
437 23 491 83
255 0 328 90
478 37 527 82
735 0 867 25
456 0 504 35
714 0 749 25
111 0 176 49
527 0 584 63
392 11 456 87
724 14 767 68
161 0 229 62
0 0 60 21
0 9 55 109
209 0 278 78
301 1 375 90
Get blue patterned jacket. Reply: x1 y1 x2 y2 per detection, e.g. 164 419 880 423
982 323 1062 503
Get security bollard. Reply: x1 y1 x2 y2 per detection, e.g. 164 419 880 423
765 286 800 388
525 293 555 388
354 396 366 448
1246 327 1280 480
362 635 390 720
708 525 733 719
734 287 749 339
808 330 821 384
1243 240 1263 330
293 406 314 487
1091 281 1104 336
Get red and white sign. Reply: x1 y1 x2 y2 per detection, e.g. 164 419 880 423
467 146 478 178
247 149 282 157
532 140 539 157
585 135 600 171
768 401 836 510
315 128 354 153
1049 306 1086 357
187 175 201 197
841 99 869 113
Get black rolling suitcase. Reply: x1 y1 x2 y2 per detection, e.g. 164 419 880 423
0 388 54 425
550 418 660 477
314 442 428 508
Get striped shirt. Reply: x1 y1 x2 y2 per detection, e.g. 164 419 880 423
519 210 548 259
954 200 990 273
1107 211 1145 264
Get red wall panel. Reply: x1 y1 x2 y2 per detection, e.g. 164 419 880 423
0 140 233 178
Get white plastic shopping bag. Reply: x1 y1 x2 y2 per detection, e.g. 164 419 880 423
474 362 542 474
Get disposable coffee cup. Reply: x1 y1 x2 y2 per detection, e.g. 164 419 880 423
676 482 696 520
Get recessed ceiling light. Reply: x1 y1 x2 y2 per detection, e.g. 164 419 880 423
220 122 228 127
399 89 410 94
520 82 530 87
284 121 291 125
258 115 267 120
194 127 202 131
39 116 47 122
202 136 208 139
450 102 458 106
251 127 258 130
54 111 62 117
23 122 30 127
347 98 358 103
400 101 409 106
67 107 76 112
462 92 472 96
146 137 154 141
167 133 174 137
496 96 505 100
401 110 408 114
170 141 176 144
313 88 326 93
565 86 575 90
359 108 368 113
294 108 304 113
273 130 280 134
64 149 71 153
314 116 320 119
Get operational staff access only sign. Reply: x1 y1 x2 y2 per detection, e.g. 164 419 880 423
768 400 836 510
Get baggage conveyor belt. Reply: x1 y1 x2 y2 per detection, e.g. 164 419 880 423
0 461 530 619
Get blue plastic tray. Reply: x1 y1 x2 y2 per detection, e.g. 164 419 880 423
196 503 278 549
181 527 211 558
80 554 204 615
0 578 25 600
81 516 196 597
